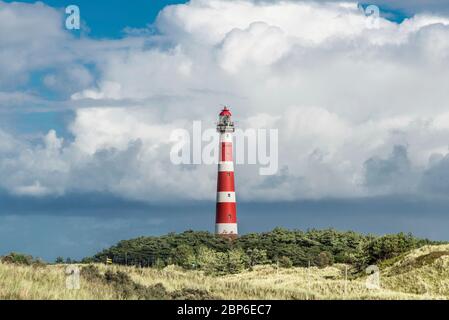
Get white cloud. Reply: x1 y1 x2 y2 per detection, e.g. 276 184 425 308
13 181 52 197
0 1 73 87
2 0 449 202
218 22 293 73
71 81 123 101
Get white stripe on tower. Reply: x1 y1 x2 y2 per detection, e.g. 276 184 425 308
218 161 234 172
220 133 233 143
217 191 236 202
215 223 238 235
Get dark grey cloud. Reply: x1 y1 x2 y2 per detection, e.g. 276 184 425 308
363 145 418 193
1 192 449 261
420 154 449 194
0 189 207 218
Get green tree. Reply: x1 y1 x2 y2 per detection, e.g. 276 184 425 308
227 249 249 274
154 258 166 269
171 245 196 269
55 257 64 264
246 248 270 266
196 246 221 275
365 233 419 264
87 229 437 272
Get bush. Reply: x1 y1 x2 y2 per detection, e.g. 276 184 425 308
55 257 64 264
196 246 226 275
81 265 169 299
171 288 218 300
227 249 249 274
81 265 102 282
365 233 421 264
171 245 196 269
246 248 270 266
278 256 293 268
154 258 166 269
104 270 170 299
1 252 45 267
195 247 250 275
314 251 334 268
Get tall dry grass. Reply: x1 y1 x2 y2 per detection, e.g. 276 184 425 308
0 263 116 300
1 245 448 300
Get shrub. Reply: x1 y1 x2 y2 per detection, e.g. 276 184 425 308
171 288 218 300
81 265 103 282
55 257 64 264
246 248 270 266
196 246 226 275
1 252 45 267
278 256 293 268
171 245 196 269
227 248 249 274
154 258 166 269
314 251 334 268
365 233 420 264
81 265 169 299
104 270 170 299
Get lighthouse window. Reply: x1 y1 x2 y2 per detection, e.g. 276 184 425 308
227 172 230 176
228 214 231 220
228 193 231 197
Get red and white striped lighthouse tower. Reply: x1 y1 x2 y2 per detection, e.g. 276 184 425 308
216 107 238 238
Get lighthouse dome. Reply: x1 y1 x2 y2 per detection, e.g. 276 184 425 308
219 107 232 117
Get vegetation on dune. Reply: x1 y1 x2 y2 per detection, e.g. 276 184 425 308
1 229 446 300
1 252 46 267
88 228 437 274
2 243 449 300
79 264 217 300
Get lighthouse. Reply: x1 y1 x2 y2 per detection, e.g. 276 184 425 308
216 107 238 238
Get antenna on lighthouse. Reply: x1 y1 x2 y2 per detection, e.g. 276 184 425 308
215 106 238 239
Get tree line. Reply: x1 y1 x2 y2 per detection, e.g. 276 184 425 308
85 228 438 274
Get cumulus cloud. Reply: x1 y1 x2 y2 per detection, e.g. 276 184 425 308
1 0 449 203
0 1 74 87
364 145 416 193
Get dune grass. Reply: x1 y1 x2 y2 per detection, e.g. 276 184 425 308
1 245 448 300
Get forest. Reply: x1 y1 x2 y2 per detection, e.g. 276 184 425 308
86 228 437 274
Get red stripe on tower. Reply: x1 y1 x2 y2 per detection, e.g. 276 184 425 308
216 106 238 238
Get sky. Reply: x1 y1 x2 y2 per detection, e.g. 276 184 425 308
1 0 449 261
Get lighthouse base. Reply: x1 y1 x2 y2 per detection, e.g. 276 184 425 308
215 223 238 238
218 233 238 240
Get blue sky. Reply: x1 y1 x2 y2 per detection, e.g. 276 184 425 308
2 0 412 38
3 0 186 38
2 0 449 261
